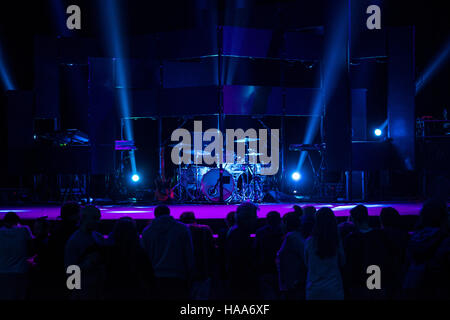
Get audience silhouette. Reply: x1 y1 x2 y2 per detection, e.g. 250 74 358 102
304 207 345 300
180 211 215 300
0 212 33 300
255 211 284 300
141 205 194 300
0 200 448 300
225 202 259 300
344 204 390 299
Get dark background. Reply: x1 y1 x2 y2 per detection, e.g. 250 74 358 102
0 0 449 200
0 1 448 115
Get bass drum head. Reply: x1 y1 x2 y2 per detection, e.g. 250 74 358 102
201 168 235 202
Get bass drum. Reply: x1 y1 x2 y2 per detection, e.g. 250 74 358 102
201 168 235 202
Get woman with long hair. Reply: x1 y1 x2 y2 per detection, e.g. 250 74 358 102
304 207 345 300
104 217 154 299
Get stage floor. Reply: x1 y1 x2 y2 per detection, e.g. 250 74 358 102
0 202 424 221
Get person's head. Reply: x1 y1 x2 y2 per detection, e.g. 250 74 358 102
283 211 301 233
312 207 339 259
60 202 81 224
418 200 448 229
3 212 20 228
80 206 101 232
293 205 303 218
180 211 196 224
266 211 281 228
236 202 258 231
110 217 139 249
349 204 369 229
154 205 170 218
380 207 401 228
225 211 236 228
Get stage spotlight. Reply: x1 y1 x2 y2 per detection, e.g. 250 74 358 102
131 174 140 183
374 129 382 137
292 172 302 181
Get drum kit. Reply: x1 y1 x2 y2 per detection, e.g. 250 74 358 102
172 138 267 203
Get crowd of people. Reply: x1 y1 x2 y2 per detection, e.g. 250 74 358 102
0 200 448 300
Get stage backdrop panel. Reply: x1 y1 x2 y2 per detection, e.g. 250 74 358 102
223 86 323 116
284 31 323 61
159 25 323 61
158 28 218 60
351 89 368 141
34 36 59 119
125 89 159 117
323 0 352 171
387 27 415 170
156 86 323 116
350 0 387 60
158 86 218 116
163 56 321 88
114 58 160 89
5 91 35 175
88 58 118 175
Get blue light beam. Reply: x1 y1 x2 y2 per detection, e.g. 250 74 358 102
0 42 15 91
100 0 136 174
416 36 450 95
297 3 348 172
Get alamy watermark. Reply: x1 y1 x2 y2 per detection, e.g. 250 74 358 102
170 121 279 176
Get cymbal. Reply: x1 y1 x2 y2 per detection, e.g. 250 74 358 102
246 153 263 156
235 138 260 143
187 150 211 156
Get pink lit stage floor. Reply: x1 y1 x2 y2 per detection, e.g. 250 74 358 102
0 202 424 221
